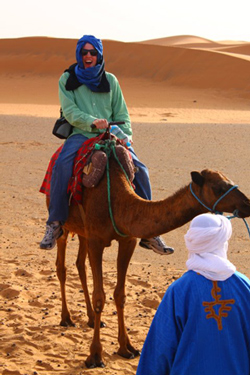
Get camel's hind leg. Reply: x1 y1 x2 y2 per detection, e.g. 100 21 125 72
115 237 140 358
56 229 75 327
85 238 106 368
76 235 95 328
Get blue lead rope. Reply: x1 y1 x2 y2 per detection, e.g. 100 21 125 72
227 210 250 237
189 183 250 239
189 183 220 213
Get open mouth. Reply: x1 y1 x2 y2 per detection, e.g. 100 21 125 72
84 60 93 68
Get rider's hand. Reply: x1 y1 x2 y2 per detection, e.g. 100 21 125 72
93 119 109 129
119 139 128 147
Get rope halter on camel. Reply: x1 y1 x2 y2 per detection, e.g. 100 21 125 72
189 183 250 238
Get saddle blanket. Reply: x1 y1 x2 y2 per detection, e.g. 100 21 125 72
39 134 105 204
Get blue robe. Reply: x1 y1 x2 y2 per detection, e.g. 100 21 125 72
136 270 250 375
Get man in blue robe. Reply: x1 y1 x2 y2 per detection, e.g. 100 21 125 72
136 213 250 375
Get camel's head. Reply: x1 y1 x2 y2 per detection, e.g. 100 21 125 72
191 169 250 218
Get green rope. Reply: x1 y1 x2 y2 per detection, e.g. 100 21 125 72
106 155 127 237
95 139 133 237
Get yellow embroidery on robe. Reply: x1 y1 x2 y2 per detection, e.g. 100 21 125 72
202 281 235 330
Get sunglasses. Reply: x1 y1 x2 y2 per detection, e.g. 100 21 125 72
82 48 98 56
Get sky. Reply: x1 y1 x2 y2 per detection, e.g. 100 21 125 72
1 0 249 43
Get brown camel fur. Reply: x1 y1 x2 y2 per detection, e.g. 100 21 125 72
46 158 250 368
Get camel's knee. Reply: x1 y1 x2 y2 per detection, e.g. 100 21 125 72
56 262 67 283
76 237 88 272
76 257 87 274
93 292 105 314
94 299 104 314
57 269 67 284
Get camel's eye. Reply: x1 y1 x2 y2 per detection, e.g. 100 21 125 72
213 184 230 196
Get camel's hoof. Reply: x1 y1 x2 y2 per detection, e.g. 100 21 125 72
60 319 76 327
85 357 105 368
133 349 141 357
127 343 141 357
117 348 141 359
87 320 106 329
117 351 135 359
87 320 94 329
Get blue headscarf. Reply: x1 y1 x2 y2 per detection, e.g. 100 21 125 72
75 35 106 92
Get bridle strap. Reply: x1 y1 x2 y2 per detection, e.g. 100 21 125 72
189 183 213 211
189 183 238 214
212 185 239 212
189 183 250 238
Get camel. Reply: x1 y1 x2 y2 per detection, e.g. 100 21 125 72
46 156 250 368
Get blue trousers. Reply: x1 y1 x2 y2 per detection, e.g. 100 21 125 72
48 134 152 223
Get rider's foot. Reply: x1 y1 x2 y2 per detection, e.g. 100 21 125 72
40 221 63 250
139 236 174 255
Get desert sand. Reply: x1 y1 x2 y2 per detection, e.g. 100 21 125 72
0 35 250 375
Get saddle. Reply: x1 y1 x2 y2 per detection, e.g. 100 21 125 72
82 143 135 188
39 134 135 204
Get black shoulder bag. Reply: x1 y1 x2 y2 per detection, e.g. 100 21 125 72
52 108 73 139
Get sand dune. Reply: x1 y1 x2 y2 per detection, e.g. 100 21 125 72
141 34 221 47
0 36 250 125
0 35 250 373
141 35 250 50
141 35 250 62
214 44 250 55
0 37 250 92
106 41 250 91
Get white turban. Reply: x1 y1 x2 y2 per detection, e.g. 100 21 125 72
184 213 236 281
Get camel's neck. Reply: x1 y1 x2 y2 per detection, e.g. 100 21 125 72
115 183 204 238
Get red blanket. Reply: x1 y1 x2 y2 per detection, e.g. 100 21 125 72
39 134 105 204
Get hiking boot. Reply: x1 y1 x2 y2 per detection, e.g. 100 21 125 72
40 221 63 250
139 236 174 255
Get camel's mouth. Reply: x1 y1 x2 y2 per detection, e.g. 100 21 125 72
236 202 250 218
238 212 250 219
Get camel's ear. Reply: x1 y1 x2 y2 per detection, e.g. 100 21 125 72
191 171 204 187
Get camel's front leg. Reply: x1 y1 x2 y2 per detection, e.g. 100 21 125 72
85 238 106 368
115 237 140 358
56 229 75 327
76 235 95 328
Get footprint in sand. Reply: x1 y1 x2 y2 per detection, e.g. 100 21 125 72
0 286 20 299
14 269 32 277
141 296 161 310
127 276 152 288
